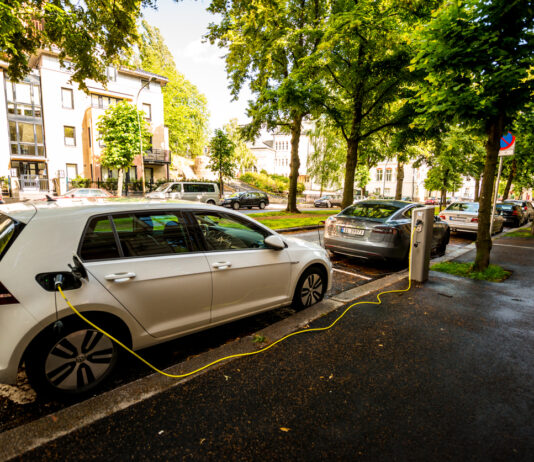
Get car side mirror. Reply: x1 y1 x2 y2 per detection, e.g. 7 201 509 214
264 235 285 250
434 215 440 222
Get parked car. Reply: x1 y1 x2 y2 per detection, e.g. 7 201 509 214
61 188 113 199
323 200 450 262
496 203 524 227
0 190 3 204
424 197 438 205
222 191 269 210
0 201 331 397
146 182 220 205
315 194 343 208
439 202 504 234
504 200 534 223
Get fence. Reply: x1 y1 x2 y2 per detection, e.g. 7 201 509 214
67 178 169 196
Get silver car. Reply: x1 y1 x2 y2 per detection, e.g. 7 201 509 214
324 200 450 262
439 202 504 234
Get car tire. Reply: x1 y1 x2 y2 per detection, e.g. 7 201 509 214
25 319 120 398
206 200 216 205
232 202 240 210
327 201 332 208
437 230 450 256
293 267 326 310
259 201 266 210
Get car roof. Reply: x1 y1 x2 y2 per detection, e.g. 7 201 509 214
0 200 222 224
355 199 413 208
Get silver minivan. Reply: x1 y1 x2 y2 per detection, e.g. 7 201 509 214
146 182 220 204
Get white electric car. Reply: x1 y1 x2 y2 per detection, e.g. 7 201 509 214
0 201 331 397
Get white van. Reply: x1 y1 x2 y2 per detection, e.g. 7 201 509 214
146 182 220 204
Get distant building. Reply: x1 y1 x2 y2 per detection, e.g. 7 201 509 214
0 50 170 198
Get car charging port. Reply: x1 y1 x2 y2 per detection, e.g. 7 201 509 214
35 272 82 292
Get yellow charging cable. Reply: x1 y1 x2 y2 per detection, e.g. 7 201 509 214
57 228 415 380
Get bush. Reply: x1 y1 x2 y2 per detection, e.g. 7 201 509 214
102 177 118 191
240 172 305 196
71 176 91 188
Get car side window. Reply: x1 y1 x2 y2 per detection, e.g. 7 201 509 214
170 184 181 193
112 212 190 257
194 212 269 251
80 216 120 261
403 207 413 219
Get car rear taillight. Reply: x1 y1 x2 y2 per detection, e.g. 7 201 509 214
372 226 398 235
471 217 478 223
439 215 446 220
512 210 519 216
0 282 18 305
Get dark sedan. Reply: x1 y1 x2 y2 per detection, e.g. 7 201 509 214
504 200 533 223
496 203 524 227
323 200 450 263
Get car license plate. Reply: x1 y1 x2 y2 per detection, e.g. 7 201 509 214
449 217 464 221
340 227 364 236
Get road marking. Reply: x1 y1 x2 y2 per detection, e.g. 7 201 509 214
493 243 534 250
333 268 372 280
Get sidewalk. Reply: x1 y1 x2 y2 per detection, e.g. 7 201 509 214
8 234 534 461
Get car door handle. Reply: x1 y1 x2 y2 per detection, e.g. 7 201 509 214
212 262 232 270
105 272 136 283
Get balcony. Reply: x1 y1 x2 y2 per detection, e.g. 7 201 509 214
144 149 171 164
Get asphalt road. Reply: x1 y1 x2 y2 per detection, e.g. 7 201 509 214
0 227 486 434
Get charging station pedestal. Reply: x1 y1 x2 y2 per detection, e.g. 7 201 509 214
410 206 435 283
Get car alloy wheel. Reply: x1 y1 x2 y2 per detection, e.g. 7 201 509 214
233 202 240 210
26 322 119 397
293 267 325 309
259 201 266 209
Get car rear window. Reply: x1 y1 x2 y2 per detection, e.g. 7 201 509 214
340 203 400 222
496 204 513 211
0 214 24 260
446 203 479 213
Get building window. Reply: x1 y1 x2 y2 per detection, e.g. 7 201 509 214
142 103 152 121
386 169 392 182
376 169 383 181
64 126 76 146
91 94 120 109
61 88 74 109
106 66 117 82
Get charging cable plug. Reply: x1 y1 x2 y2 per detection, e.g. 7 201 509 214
54 274 65 290
53 274 64 335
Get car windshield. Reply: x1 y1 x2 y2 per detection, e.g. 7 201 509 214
229 192 245 197
154 183 172 192
446 202 479 213
340 202 400 222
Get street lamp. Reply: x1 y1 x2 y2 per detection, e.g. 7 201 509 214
136 77 154 195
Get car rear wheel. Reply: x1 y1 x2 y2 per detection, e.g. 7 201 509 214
293 267 326 310
259 201 266 209
232 202 240 210
206 199 216 205
26 320 120 397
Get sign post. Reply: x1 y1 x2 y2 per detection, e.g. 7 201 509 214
490 133 515 235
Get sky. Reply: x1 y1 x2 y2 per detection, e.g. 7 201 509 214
142 0 251 131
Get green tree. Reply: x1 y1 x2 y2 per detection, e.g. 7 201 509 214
97 101 151 197
411 0 534 271
207 0 328 213
137 21 209 158
307 120 346 195
310 0 438 208
224 119 256 174
208 129 236 197
1 0 155 90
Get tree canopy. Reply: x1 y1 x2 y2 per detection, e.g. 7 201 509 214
0 0 156 90
208 129 236 196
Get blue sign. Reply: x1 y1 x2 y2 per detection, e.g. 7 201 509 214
500 132 515 150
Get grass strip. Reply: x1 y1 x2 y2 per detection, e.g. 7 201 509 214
255 216 330 230
504 227 534 238
430 261 511 282
252 210 339 218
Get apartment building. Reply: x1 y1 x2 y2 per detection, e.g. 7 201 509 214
0 50 169 198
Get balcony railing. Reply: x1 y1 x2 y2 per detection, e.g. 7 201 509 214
144 149 170 164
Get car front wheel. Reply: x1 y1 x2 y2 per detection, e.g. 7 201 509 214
259 201 266 209
26 320 120 397
293 267 326 310
232 202 240 210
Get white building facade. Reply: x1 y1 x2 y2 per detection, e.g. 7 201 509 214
1 51 169 198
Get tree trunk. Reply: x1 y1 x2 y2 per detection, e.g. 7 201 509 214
117 168 124 198
502 159 516 201
286 114 303 213
440 188 447 211
342 138 359 208
474 176 480 202
219 170 224 198
473 115 504 272
395 162 404 200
